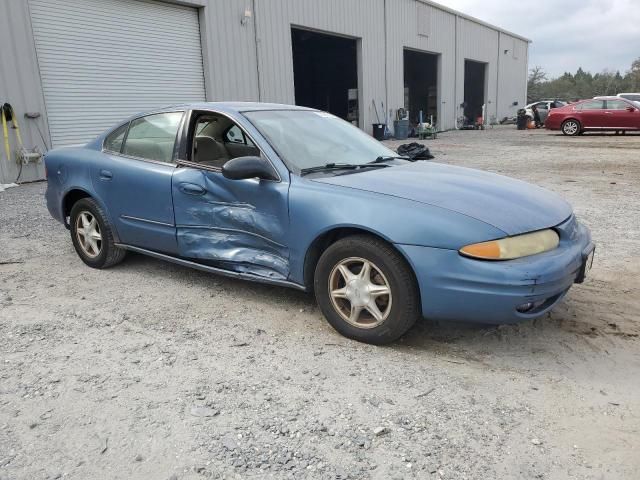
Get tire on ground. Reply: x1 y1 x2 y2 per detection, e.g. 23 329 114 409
314 234 421 345
561 119 581 136
69 197 126 269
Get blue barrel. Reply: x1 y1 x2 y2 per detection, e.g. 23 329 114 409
393 120 409 140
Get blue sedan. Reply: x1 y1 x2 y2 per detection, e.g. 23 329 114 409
45 103 595 344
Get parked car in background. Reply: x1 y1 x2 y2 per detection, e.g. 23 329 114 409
616 93 640 103
545 97 640 135
594 94 640 108
525 100 567 125
45 103 594 344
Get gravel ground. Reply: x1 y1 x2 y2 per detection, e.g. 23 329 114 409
1 126 639 480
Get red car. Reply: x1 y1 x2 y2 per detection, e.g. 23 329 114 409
545 97 640 135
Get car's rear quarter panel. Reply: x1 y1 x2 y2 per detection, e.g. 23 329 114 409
45 147 116 231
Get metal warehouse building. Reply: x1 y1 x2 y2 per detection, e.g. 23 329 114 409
0 0 529 184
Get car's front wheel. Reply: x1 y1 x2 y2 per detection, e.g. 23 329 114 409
70 198 126 269
561 119 581 136
314 235 420 344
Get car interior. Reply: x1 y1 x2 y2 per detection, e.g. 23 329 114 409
190 113 260 169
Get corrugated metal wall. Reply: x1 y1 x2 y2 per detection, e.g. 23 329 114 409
385 0 457 129
455 16 500 124
0 0 49 184
199 0 260 102
0 0 529 184
253 0 387 131
497 33 529 121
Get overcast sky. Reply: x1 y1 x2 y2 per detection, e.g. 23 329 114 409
437 0 640 78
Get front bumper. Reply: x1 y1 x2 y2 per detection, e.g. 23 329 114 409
397 216 593 324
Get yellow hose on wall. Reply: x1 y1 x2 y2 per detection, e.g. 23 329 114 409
1 104 25 163
1 107 10 163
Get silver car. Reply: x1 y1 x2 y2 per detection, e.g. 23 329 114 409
525 100 567 125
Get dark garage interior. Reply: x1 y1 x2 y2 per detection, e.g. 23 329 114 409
404 49 439 126
291 28 359 124
463 59 487 123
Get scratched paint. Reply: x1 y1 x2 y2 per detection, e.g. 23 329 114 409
178 228 289 279
172 166 291 281
183 201 285 239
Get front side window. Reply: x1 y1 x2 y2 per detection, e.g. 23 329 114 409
244 110 396 172
577 100 604 111
189 113 259 169
122 112 183 163
104 123 128 153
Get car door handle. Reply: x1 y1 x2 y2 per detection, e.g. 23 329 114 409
604 111 613 114
99 169 113 180
179 183 206 196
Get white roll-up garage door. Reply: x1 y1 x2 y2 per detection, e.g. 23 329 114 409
29 0 206 148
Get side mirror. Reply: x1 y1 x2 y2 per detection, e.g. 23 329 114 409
221 156 278 181
626 106 636 112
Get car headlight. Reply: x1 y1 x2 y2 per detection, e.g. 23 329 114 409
459 229 559 260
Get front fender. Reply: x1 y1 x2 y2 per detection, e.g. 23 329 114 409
287 176 505 284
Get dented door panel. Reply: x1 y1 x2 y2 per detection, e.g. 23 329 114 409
172 167 290 280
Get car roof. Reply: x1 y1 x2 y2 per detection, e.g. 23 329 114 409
158 102 317 114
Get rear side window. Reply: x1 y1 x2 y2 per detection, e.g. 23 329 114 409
606 100 630 110
104 123 128 153
577 100 604 110
122 112 183 163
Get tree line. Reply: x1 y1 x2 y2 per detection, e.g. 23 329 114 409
527 58 640 103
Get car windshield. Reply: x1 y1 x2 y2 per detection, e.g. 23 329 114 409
243 110 398 172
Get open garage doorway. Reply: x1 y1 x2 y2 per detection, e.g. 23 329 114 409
291 28 360 125
404 49 439 128
463 60 487 124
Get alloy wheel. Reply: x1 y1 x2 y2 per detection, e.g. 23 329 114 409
75 211 102 258
563 121 579 135
328 257 392 329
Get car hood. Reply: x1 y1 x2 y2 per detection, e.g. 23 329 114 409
312 162 572 236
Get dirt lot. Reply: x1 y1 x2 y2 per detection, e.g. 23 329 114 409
1 127 639 480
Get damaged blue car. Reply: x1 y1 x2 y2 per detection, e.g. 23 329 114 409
45 103 594 344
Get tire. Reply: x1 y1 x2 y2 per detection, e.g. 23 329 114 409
314 235 420 345
561 119 581 136
69 197 126 269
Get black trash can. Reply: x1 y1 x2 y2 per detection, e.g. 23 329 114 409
516 109 527 130
372 123 386 140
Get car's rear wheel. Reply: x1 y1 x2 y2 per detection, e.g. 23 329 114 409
314 235 420 345
561 119 581 136
70 198 126 269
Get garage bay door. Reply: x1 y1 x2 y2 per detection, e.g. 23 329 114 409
29 0 206 148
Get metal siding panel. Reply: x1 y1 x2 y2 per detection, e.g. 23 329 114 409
29 0 206 148
255 0 386 133
498 34 528 120
456 16 500 121
200 0 259 102
0 0 49 183
385 0 456 130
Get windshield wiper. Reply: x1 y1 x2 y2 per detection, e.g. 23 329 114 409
371 155 412 164
300 163 390 176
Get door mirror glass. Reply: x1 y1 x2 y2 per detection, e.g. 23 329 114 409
221 156 278 181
